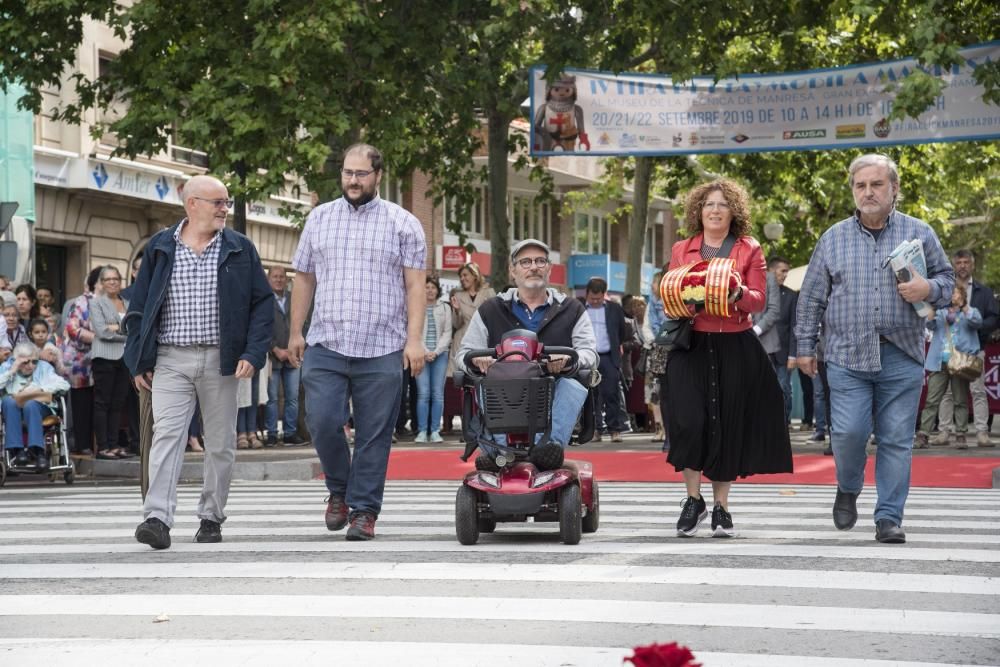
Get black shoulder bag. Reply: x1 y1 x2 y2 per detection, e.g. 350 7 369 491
654 233 738 351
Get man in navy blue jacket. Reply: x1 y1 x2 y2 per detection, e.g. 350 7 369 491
124 175 273 550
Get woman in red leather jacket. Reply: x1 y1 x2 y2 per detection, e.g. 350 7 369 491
662 179 792 538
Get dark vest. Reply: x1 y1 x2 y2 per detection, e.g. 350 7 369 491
477 295 584 349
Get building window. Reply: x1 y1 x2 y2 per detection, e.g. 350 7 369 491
169 124 209 168
378 173 403 205
97 52 125 146
509 193 552 246
573 211 610 254
445 186 487 238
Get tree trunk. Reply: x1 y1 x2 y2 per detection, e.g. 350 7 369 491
487 109 511 290
232 159 248 234
625 156 652 294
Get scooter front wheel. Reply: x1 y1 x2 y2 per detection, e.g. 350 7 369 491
455 485 480 545
558 483 582 545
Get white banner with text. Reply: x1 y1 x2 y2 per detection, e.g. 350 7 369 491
529 42 999 156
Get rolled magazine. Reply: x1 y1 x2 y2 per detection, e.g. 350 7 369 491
885 239 932 318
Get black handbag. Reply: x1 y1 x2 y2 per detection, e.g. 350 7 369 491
655 318 692 351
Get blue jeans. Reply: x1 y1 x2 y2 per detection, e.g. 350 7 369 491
2 397 47 449
414 353 448 434
265 364 300 437
302 345 402 517
481 377 589 456
237 373 259 433
826 342 924 526
771 356 791 424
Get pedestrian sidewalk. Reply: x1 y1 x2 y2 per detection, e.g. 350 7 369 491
68 422 1000 488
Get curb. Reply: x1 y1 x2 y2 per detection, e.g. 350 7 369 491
75 456 324 482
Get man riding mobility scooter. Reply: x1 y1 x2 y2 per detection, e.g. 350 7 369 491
454 329 600 545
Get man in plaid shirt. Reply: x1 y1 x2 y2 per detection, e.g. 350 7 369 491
288 143 427 541
795 154 954 545
126 175 273 550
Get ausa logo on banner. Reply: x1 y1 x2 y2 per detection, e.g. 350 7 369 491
783 129 826 139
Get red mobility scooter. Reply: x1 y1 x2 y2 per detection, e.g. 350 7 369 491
454 329 600 545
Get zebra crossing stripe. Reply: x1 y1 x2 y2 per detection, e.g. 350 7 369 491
0 639 976 667
2 594 996 638
0 524 997 544
3 562 996 595
0 540 997 562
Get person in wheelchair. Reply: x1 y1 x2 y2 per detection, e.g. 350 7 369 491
457 239 598 471
1 342 70 470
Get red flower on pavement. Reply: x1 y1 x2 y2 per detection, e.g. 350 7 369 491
624 642 701 667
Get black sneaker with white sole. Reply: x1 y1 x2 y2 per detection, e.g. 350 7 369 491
711 503 735 537
676 495 708 537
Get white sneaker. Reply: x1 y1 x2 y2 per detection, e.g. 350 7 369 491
430 431 443 443
414 432 429 443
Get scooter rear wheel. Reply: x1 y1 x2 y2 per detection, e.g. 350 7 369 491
558 483 582 545
455 485 480 545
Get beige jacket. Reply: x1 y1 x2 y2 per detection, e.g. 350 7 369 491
447 287 495 374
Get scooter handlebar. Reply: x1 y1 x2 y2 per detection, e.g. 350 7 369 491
540 346 580 376
463 349 498 376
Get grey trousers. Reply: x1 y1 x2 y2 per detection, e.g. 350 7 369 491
936 351 990 434
143 345 238 528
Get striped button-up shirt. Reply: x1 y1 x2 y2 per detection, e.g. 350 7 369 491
292 195 426 358
795 209 954 372
158 220 221 346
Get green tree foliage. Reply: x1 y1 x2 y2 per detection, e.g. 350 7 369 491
575 0 998 290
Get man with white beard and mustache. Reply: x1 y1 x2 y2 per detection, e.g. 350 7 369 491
288 143 427 542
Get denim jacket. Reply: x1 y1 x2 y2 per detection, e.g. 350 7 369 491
924 306 982 372
123 222 274 377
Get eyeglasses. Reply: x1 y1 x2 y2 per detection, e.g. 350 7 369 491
514 257 551 269
702 201 731 210
102 277 121 283
342 168 375 180
192 196 235 208
22 359 37 365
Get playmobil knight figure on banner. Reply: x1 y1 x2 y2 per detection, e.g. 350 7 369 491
532 74 590 152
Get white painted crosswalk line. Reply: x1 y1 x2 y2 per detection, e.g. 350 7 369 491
0 640 979 667
2 480 998 667
4 562 997 595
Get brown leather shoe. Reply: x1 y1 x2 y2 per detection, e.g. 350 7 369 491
324 495 348 531
346 511 376 541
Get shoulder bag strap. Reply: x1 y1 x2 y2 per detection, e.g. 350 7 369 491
717 232 738 259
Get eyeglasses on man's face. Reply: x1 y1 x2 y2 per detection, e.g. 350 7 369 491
342 168 375 180
192 196 235 208
514 257 551 269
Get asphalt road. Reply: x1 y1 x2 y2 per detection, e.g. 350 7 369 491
0 480 998 666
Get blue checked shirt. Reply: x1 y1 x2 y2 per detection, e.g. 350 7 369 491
795 209 954 372
292 195 427 358
158 220 221 346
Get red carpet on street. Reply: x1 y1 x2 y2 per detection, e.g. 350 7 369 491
381 450 1000 489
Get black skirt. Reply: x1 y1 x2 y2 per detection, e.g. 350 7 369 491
662 329 792 481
